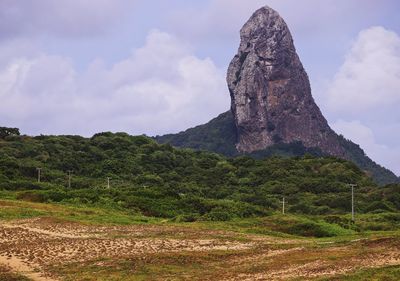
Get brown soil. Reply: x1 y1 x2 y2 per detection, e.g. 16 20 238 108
0 218 254 280
0 218 399 280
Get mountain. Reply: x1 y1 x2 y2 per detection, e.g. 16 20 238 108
155 111 399 186
227 6 344 157
156 6 399 186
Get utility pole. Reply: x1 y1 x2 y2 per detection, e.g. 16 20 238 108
349 184 357 222
36 168 42 183
67 170 73 188
107 177 111 189
282 197 285 215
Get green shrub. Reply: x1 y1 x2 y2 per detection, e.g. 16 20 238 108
16 191 46 202
2 180 44 190
173 214 199 222
323 215 353 229
203 207 233 221
287 220 348 237
16 189 68 203
365 201 395 213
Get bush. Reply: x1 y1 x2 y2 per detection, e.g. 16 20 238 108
16 191 46 203
323 215 353 229
290 202 313 214
203 208 233 221
365 201 395 213
286 219 352 237
2 181 48 191
361 222 392 231
313 206 332 215
173 214 199 222
16 189 68 203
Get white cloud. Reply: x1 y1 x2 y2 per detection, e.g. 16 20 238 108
0 30 229 136
327 26 400 113
332 120 400 176
324 26 400 175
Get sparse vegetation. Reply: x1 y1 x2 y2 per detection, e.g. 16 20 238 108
0 265 31 281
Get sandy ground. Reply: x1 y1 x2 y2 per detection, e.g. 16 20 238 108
0 217 399 280
225 239 400 281
0 218 255 280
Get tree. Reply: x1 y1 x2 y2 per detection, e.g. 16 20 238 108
0 127 20 139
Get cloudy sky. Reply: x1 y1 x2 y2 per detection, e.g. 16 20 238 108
1 0 399 175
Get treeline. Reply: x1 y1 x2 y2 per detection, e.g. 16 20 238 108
0 130 399 221
155 111 400 185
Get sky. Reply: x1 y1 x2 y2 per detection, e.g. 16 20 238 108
0 0 399 175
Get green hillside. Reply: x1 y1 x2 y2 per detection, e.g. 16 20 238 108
0 127 399 222
155 111 400 185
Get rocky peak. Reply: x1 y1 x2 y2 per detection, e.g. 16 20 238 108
227 6 345 157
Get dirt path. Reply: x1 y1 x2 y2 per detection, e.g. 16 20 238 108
1 222 91 239
0 255 57 281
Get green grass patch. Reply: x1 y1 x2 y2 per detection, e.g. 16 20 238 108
50 250 239 281
0 199 160 225
267 214 355 237
0 189 17 200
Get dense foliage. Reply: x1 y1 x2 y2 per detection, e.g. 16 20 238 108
156 111 399 185
0 127 20 139
0 130 399 221
156 111 238 156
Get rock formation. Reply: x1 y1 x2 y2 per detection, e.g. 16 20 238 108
227 6 345 157
156 5 400 185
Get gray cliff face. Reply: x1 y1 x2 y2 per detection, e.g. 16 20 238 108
227 6 345 156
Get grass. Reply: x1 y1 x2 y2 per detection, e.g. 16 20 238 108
0 199 161 225
1 196 399 239
190 214 355 239
0 190 17 200
52 252 228 281
0 197 399 280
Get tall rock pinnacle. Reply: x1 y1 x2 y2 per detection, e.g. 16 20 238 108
227 6 344 156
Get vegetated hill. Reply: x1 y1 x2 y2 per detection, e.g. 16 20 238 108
155 111 400 186
156 5 400 187
0 128 399 221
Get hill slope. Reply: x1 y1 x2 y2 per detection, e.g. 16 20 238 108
155 111 399 186
1 130 399 219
